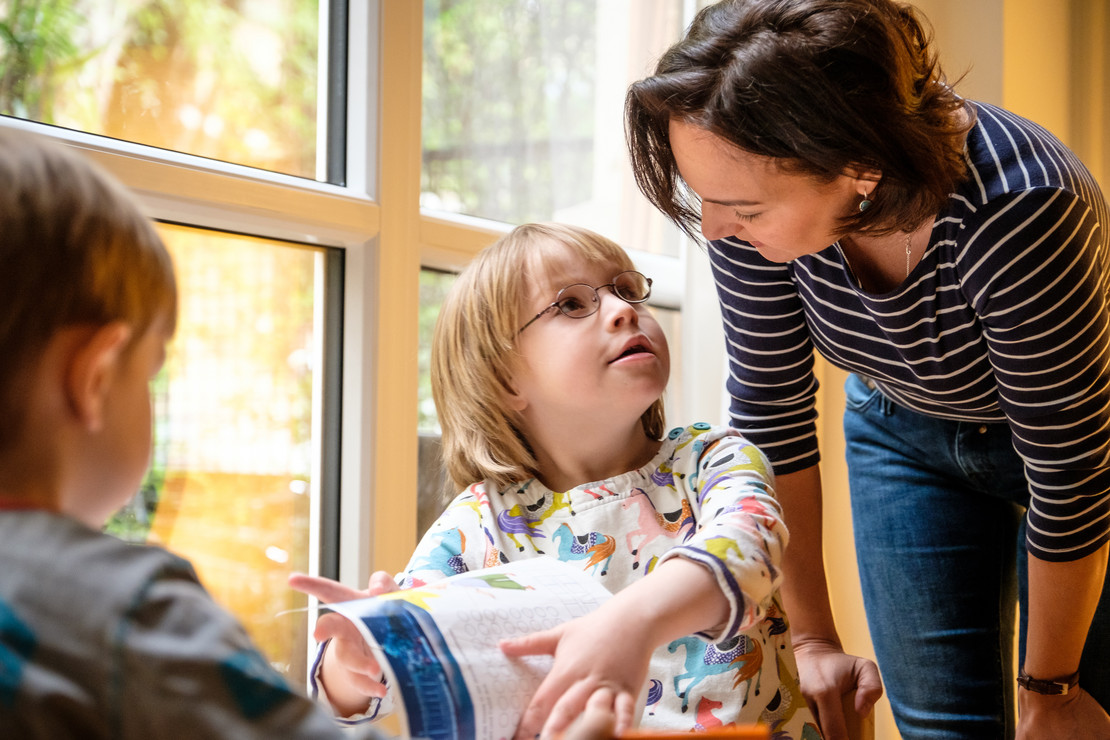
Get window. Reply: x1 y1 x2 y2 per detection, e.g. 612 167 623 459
421 0 688 257
104 226 330 678
416 0 704 536
1 0 323 178
1 0 355 680
1 0 722 685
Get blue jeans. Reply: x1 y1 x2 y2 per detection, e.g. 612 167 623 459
843 373 1110 739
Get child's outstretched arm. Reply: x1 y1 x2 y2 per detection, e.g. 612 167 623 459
288 571 399 717
501 556 729 740
505 429 791 739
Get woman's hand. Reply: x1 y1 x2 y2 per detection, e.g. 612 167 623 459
793 637 883 740
288 571 400 717
501 605 650 740
1017 686 1110 739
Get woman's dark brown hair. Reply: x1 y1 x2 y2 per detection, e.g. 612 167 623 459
626 0 974 240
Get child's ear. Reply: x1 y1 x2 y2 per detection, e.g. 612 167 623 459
65 322 132 431
504 392 527 413
500 380 529 413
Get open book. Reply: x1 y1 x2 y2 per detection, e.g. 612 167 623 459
325 557 614 740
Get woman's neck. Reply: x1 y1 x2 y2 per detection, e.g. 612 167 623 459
840 218 933 293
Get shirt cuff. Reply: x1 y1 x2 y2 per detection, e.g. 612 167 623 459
310 640 387 725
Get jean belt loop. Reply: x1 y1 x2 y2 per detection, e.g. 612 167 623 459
862 375 894 416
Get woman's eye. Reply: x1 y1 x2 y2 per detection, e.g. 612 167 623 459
733 210 759 222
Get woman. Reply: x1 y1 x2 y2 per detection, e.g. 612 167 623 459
625 1 1110 739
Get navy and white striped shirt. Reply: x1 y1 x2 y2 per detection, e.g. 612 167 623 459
709 101 1110 561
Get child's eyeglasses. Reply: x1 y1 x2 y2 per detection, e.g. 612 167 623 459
517 270 653 335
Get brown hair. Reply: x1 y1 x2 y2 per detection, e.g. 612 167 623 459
431 222 666 493
626 0 973 240
0 128 177 450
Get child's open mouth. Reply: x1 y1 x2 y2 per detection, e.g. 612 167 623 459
612 343 650 362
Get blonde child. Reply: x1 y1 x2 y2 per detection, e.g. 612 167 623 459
0 128 393 739
293 223 820 739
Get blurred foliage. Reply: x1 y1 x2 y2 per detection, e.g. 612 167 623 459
0 0 84 119
422 0 597 224
0 0 319 178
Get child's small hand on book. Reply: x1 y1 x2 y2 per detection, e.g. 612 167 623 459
289 571 400 714
503 603 651 740
547 687 617 740
548 689 770 739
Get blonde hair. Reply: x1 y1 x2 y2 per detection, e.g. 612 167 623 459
0 129 177 451
431 222 666 493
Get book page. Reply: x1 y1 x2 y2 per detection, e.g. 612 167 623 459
327 557 613 740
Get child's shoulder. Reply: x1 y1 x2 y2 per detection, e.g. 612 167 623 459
1 508 192 565
662 422 772 471
664 422 755 448
447 477 544 508
0 512 349 739
0 510 199 623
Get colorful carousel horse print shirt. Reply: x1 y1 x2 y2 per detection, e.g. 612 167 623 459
399 423 819 737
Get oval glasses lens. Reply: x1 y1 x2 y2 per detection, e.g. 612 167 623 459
556 284 600 318
614 272 650 302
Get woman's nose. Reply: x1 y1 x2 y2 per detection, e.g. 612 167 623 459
700 202 742 242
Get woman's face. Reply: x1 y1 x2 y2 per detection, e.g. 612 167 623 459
669 118 868 262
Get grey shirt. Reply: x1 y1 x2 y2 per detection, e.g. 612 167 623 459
0 509 381 739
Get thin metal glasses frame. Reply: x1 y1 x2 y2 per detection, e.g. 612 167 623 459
517 270 653 335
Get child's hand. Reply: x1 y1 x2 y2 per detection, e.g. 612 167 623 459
501 605 650 740
289 570 399 604
288 571 399 716
503 558 729 739
552 686 618 740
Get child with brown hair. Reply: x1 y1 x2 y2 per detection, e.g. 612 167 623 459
0 128 391 739
293 223 819 739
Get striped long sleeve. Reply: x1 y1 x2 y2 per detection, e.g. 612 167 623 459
709 101 1110 562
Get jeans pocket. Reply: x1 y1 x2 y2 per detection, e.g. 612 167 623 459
844 373 884 413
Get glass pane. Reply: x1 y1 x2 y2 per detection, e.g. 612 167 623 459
106 225 326 680
0 0 321 179
418 268 458 434
422 0 687 255
417 268 457 538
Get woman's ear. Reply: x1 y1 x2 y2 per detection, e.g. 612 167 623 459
846 166 883 198
65 322 132 431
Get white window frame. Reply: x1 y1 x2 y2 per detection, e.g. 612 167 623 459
5 0 722 594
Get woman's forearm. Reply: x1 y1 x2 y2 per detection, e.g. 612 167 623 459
1024 542 1109 680
774 466 842 645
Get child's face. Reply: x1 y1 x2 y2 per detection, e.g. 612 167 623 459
509 250 670 435
83 315 172 526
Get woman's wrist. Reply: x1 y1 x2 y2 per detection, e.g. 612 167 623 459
1017 667 1080 696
